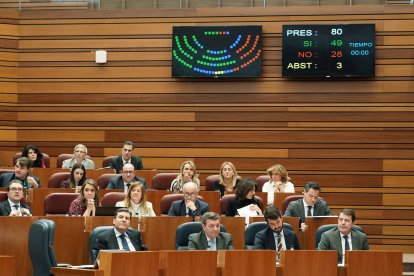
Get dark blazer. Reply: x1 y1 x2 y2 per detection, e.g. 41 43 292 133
318 227 369 263
253 226 300 250
0 172 41 188
0 200 32 216
109 155 143 174
94 228 147 253
284 198 333 223
188 231 234 250
212 179 240 197
106 175 147 190
168 199 209 217
226 197 261 217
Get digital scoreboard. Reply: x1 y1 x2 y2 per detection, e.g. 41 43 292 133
282 24 375 77
172 25 262 78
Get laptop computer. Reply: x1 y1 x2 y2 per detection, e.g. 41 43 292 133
95 206 120 216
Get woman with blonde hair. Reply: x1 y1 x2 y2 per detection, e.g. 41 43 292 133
262 164 295 204
213 161 240 197
170 160 200 193
116 181 156 217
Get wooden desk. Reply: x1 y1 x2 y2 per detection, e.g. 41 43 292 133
0 255 14 276
280 250 337 276
304 216 338 249
52 267 104 276
199 191 220 214
220 216 246 249
100 251 159 276
0 217 35 276
345 250 402 276
159 250 217 276
218 250 276 276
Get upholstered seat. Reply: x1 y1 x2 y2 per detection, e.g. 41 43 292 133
44 193 79 215
315 224 364 248
102 156 117 169
101 192 125 207
14 152 50 168
97 173 120 189
255 175 271 192
175 221 227 250
48 172 71 188
244 221 294 249
151 173 179 190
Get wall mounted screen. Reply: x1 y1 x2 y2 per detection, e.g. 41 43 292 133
172 26 262 78
282 24 375 77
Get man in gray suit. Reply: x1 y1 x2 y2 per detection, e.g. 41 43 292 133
318 209 369 264
188 212 233 250
284 181 333 230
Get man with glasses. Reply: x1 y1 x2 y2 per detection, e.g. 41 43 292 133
0 157 41 189
107 163 147 191
168 182 209 216
0 179 32 216
62 144 95 169
109 141 143 173
188 212 233 250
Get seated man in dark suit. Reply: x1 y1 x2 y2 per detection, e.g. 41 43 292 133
106 163 147 191
0 157 41 188
318 208 369 264
109 141 143 173
284 181 333 230
168 182 209 217
0 179 32 216
188 212 234 250
94 208 147 253
254 205 300 261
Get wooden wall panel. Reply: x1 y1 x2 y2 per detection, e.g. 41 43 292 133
0 4 413 252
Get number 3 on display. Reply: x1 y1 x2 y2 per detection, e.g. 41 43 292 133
337 62 343 69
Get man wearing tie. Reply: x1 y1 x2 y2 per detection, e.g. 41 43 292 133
318 209 369 264
109 141 144 173
168 182 209 217
283 181 333 230
94 208 147 254
188 212 234 250
253 205 300 260
0 179 32 216
106 163 147 191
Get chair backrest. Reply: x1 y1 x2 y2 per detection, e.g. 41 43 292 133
244 221 294 249
255 175 271 192
97 173 120 189
0 191 7 201
14 152 50 168
57 154 74 168
0 168 14 177
101 192 125 207
102 156 116 169
315 224 364 249
44 193 79 215
219 194 236 215
204 174 220 191
89 226 139 264
151 172 179 190
28 219 57 276
89 226 113 263
175 221 227 250
219 194 263 215
282 195 304 214
48 172 71 188
160 194 184 215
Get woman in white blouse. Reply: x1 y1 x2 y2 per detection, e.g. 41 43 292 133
262 164 295 204
116 181 156 217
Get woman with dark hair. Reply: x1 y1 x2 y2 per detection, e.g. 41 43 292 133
68 179 100 216
60 163 87 188
226 178 262 216
21 145 46 168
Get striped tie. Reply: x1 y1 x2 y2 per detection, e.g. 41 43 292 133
277 234 283 258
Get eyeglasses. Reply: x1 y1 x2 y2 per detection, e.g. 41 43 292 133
10 187 23 192
183 192 197 198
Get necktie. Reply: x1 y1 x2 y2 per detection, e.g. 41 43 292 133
13 205 19 210
307 205 312 216
277 234 283 258
209 239 216 251
344 235 350 251
119 234 130 251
